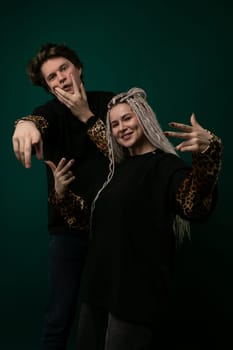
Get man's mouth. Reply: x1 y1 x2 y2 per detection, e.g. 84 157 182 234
62 84 73 92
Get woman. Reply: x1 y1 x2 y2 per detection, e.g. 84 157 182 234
46 87 222 349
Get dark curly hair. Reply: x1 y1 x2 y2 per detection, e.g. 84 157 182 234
27 43 83 92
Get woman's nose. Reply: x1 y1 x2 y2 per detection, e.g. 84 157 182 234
119 122 126 131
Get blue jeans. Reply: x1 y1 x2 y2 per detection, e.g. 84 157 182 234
41 234 88 350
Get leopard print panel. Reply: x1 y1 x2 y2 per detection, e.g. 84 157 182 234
87 118 108 156
48 189 89 231
176 133 223 220
14 115 48 134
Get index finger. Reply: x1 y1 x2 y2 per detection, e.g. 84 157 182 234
23 138 33 168
169 122 193 132
57 158 75 173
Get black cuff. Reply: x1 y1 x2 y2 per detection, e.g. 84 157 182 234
86 115 98 128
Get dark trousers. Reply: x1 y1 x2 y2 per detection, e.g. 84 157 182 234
41 234 88 350
77 303 152 350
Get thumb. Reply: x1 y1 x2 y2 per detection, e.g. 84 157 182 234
45 160 56 173
190 113 201 129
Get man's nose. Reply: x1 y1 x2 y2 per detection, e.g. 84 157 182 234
57 72 66 83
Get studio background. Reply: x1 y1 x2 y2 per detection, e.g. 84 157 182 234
1 0 232 348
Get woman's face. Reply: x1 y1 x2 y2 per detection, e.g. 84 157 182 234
109 103 152 155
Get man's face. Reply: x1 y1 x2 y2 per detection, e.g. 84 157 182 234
41 57 82 94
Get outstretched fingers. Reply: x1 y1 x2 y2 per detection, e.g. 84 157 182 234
45 160 56 172
79 82 87 101
56 158 75 174
71 74 80 95
164 113 212 153
54 88 70 106
45 158 76 197
164 130 192 140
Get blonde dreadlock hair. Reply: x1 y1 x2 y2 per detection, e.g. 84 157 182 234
91 87 190 243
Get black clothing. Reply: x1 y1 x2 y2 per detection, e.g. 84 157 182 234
82 150 191 324
28 90 114 350
32 91 113 235
41 234 88 350
77 303 153 350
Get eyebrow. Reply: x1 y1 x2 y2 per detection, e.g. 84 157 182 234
110 113 132 124
46 63 68 80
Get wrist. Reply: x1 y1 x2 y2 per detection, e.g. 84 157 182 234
55 192 65 202
78 111 95 124
14 115 48 133
14 119 34 128
86 115 98 128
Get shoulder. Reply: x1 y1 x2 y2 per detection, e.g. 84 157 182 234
86 91 115 120
86 90 114 104
32 98 67 116
151 150 190 173
36 97 63 109
87 90 114 98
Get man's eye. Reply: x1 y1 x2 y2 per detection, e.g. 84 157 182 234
48 75 55 81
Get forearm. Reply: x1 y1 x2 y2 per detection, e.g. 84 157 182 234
86 117 108 156
48 189 90 230
176 133 223 219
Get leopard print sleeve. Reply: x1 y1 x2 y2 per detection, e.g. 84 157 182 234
48 189 90 231
14 115 49 134
87 118 108 156
176 133 223 220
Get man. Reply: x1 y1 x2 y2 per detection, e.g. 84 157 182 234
12 42 114 350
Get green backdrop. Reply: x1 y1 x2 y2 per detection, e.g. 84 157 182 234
1 0 232 348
